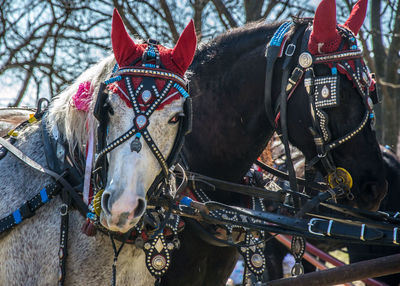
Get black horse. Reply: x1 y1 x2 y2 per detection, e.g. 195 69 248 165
162 0 388 285
346 146 400 285
256 145 400 282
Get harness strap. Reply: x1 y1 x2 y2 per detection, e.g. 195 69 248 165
264 22 293 127
182 171 285 202
0 137 89 217
192 202 399 245
0 182 60 234
255 159 328 191
277 25 308 210
58 187 71 286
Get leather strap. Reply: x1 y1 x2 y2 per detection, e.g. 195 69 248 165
0 137 88 216
255 159 328 191
0 182 60 234
184 171 285 202
193 202 400 245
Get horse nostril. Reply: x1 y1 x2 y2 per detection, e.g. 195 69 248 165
134 198 146 218
101 192 112 216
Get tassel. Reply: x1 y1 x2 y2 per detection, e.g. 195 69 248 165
81 218 97 236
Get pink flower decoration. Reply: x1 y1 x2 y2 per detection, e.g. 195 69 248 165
72 81 92 112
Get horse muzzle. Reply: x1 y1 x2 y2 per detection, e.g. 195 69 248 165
100 190 147 233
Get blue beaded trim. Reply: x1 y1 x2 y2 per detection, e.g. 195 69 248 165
331 67 337 75
13 210 22 224
173 83 189 98
270 22 293 47
180 196 193 207
112 63 119 73
86 212 96 220
145 63 157 68
369 112 374 119
105 75 122 85
40 188 49 203
147 46 156 58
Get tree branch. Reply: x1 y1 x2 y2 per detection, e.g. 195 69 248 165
211 0 238 28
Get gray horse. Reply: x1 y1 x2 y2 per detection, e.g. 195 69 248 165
0 9 196 285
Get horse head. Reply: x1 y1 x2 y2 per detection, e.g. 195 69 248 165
95 9 196 233
287 0 387 211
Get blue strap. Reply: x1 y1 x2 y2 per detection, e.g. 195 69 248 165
180 196 193 207
13 210 22 224
40 188 49 203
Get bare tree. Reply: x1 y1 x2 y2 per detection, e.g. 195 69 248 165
0 0 398 149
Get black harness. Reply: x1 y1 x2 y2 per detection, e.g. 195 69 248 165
264 21 380 202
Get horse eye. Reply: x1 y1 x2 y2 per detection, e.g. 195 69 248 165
168 113 184 124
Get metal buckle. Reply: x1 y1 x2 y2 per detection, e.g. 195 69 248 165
60 204 68 216
394 227 399 245
326 219 334 236
308 218 326 236
285 43 296 57
360 224 366 241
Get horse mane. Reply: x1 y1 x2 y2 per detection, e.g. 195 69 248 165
46 54 116 155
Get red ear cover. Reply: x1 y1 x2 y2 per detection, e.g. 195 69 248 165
344 0 368 36
171 20 197 75
111 8 142 66
308 0 341 54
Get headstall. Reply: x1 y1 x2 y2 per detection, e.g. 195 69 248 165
92 40 192 201
265 21 380 200
89 40 193 283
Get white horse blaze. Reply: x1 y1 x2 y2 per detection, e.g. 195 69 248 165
100 94 184 233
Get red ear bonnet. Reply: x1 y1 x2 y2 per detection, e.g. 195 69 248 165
308 0 341 54
111 9 143 67
344 0 368 36
171 20 197 75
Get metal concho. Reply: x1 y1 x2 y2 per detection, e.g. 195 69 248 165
135 115 147 129
299 52 313 68
152 254 167 270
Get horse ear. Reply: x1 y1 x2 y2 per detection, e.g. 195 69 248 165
343 0 368 35
111 8 140 66
171 20 197 75
308 0 341 54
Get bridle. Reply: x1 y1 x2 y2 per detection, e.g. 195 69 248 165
265 20 380 200
92 40 192 205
